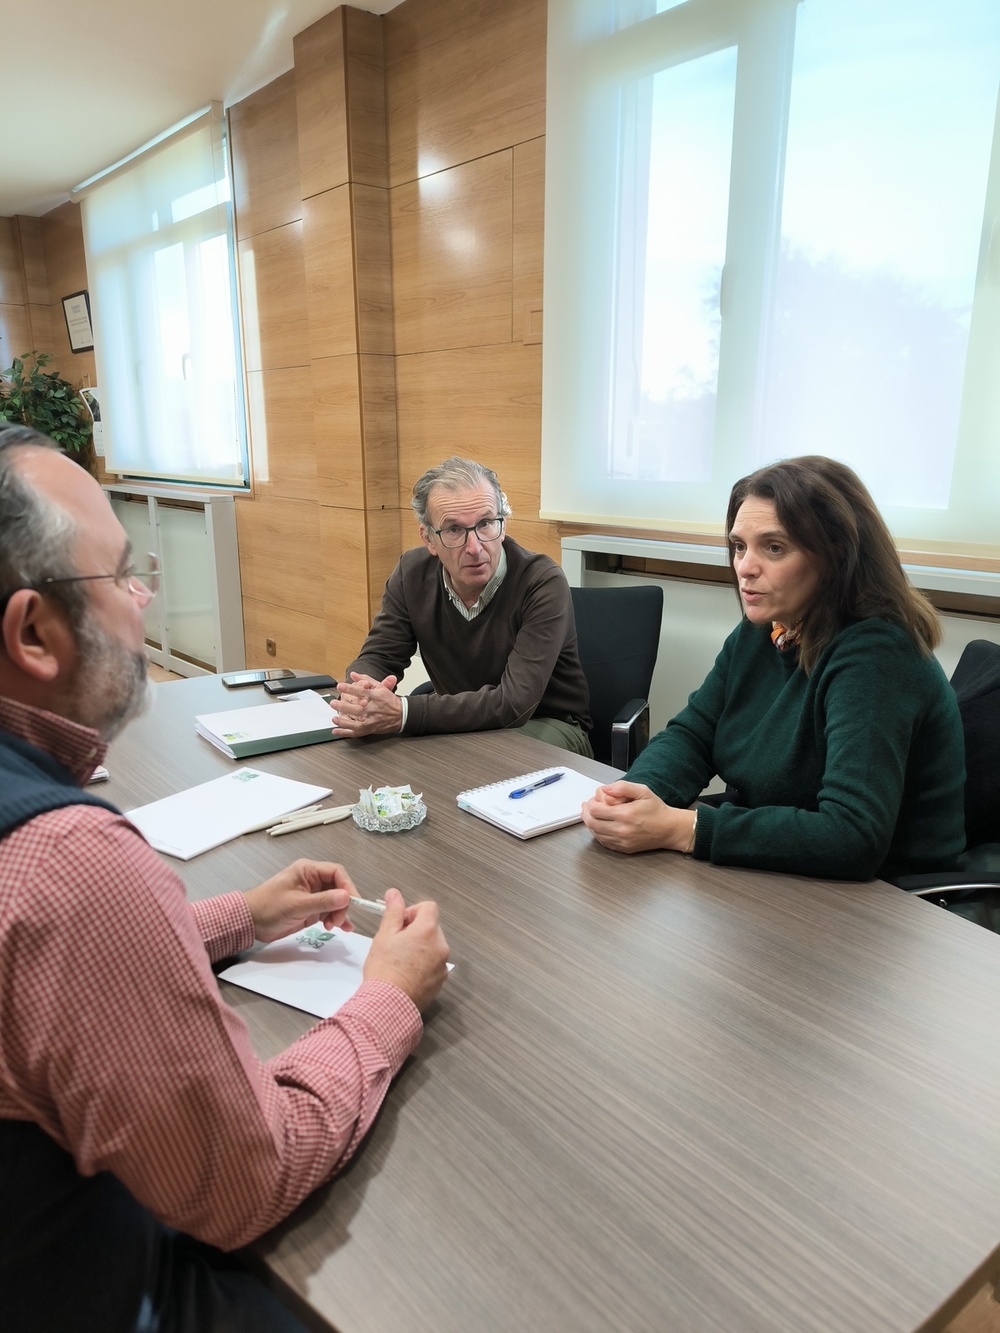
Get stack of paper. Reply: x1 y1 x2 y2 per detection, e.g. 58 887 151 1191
127 768 333 860
195 689 337 759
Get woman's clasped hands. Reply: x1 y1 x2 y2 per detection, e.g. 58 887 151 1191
582 781 698 855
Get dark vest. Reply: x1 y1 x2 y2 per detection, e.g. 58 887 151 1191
0 728 161 1333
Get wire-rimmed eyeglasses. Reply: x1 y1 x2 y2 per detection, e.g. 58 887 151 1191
3 552 161 611
430 517 505 548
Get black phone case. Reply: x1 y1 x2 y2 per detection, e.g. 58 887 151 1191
263 674 337 695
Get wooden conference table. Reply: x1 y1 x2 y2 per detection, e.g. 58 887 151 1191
104 676 1000 1333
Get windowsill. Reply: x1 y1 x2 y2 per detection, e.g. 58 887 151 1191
560 533 1000 606
102 480 249 502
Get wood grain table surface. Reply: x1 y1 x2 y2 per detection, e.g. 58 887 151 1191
103 676 1000 1333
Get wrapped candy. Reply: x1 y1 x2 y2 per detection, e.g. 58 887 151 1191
352 784 427 833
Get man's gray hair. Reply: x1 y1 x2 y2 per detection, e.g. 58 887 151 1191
0 426 85 622
410 457 512 527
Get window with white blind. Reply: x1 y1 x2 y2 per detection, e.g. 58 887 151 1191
542 0 1000 554
76 106 248 487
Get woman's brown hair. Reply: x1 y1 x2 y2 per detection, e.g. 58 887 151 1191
725 455 940 672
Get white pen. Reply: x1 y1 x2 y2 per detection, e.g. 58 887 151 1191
244 805 323 835
348 895 387 916
267 805 355 836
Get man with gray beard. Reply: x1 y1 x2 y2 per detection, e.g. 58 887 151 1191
0 426 449 1332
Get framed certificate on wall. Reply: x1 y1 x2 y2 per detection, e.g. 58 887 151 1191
62 290 94 352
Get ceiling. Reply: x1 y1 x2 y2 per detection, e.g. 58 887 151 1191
3 0 404 218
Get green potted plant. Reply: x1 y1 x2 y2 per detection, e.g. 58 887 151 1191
0 351 93 463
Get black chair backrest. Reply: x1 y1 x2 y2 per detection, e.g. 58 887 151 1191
950 638 1000 849
570 584 663 766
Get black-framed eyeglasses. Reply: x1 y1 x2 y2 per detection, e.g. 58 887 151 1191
430 516 505 548
1 552 161 614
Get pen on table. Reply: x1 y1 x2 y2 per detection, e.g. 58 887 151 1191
267 805 355 836
509 771 565 799
244 805 323 835
348 895 387 916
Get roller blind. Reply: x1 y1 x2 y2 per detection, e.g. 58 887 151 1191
542 0 1000 555
78 107 247 486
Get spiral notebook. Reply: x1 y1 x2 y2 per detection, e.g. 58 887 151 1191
456 767 601 839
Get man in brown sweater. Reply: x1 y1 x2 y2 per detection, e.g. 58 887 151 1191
334 458 592 754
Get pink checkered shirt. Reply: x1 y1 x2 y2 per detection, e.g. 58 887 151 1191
0 696 422 1250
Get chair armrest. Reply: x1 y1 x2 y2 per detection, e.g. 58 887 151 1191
610 699 650 772
893 871 1000 898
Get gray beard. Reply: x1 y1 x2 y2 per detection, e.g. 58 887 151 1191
67 612 151 743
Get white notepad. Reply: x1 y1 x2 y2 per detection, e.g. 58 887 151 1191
126 768 332 860
195 689 337 760
456 767 601 839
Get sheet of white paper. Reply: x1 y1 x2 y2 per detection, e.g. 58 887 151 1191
219 926 371 1018
127 768 332 861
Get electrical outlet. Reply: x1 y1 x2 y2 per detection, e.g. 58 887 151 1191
265 638 276 657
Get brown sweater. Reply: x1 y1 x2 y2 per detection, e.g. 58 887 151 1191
345 539 591 737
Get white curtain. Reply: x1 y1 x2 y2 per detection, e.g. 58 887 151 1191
78 107 246 486
542 0 1000 553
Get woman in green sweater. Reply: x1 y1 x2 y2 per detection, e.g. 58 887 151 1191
581 456 966 880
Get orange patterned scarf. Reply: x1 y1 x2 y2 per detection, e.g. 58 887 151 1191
770 620 803 652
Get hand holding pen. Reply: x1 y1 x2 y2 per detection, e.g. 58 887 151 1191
244 859 358 942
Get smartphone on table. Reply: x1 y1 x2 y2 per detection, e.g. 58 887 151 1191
220 668 296 688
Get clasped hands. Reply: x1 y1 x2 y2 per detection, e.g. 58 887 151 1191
581 781 697 855
331 671 403 738
243 859 449 1013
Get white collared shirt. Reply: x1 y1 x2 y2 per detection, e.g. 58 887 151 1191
442 546 508 620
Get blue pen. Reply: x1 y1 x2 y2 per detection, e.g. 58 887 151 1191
509 772 564 799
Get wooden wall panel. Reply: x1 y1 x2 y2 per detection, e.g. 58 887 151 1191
245 366 317 502
313 353 364 508
295 8 349 200
513 136 545 346
38 205 96 387
236 495 321 610
229 72 303 241
311 353 401 512
0 219 26 305
18 217 49 305
27 304 55 352
242 596 327 673
38 203 87 296
365 504 403 613
344 6 389 188
320 504 377 671
394 343 542 516
357 353 398 509
302 187 357 359
238 221 310 372
0 305 30 366
390 152 513 355
353 185 393 355
504 516 562 563
384 0 546 188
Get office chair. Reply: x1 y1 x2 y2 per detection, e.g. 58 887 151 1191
889 638 1000 931
570 584 663 769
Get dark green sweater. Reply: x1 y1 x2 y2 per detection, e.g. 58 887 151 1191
626 617 965 880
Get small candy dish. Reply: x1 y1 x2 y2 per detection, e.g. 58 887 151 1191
352 784 427 833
